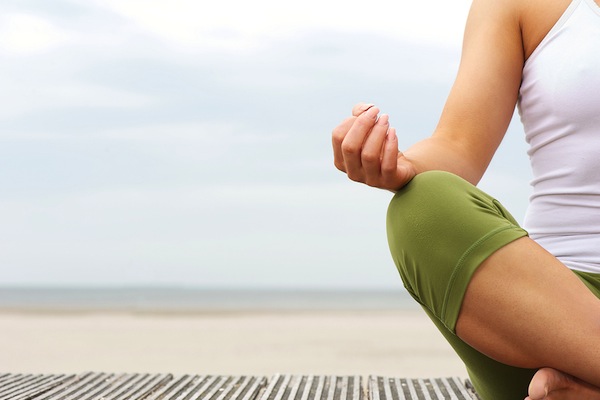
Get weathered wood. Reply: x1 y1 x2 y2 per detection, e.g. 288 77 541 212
368 376 479 400
0 374 478 400
33 372 160 400
258 375 362 400
0 374 75 400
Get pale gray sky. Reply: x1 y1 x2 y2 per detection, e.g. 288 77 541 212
0 0 531 288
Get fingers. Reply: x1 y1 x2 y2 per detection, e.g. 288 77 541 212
381 127 399 184
351 103 375 117
341 106 380 181
332 116 357 172
332 103 411 191
361 114 390 182
332 104 378 173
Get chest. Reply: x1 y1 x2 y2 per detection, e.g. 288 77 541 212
521 0 598 60
520 0 600 124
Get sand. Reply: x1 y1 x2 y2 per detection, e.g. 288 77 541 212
0 310 468 379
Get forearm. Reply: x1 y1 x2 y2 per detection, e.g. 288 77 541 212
403 135 489 186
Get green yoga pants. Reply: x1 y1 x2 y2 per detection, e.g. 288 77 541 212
386 170 600 400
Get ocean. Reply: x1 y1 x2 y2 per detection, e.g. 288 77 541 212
0 287 418 312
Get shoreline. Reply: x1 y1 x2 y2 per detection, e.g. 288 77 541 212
0 287 417 313
0 307 419 316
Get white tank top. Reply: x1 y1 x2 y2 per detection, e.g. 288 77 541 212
518 0 600 273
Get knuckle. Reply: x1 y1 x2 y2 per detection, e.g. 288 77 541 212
361 151 379 164
341 142 360 155
331 118 355 141
333 160 346 172
331 124 345 138
331 130 344 144
381 164 396 176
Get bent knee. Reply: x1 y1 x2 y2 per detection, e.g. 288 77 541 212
385 170 525 306
386 171 477 238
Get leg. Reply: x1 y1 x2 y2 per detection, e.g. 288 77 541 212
387 171 600 399
459 238 600 399
458 236 600 380
387 171 535 399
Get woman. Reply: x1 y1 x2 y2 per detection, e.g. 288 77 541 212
331 0 600 398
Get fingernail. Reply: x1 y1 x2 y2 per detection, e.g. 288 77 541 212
360 103 375 112
377 114 389 125
388 128 397 141
365 106 378 119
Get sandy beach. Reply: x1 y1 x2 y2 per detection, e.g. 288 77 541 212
0 309 467 379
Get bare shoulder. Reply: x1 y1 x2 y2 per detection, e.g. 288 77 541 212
466 0 573 60
517 0 573 60
429 0 574 180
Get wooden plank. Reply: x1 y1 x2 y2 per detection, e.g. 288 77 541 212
223 376 266 400
23 372 101 400
0 374 75 400
368 376 479 400
0 373 480 400
258 375 361 400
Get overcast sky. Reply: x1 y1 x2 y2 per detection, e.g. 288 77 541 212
0 0 532 288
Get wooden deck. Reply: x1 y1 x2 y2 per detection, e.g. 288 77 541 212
0 373 480 400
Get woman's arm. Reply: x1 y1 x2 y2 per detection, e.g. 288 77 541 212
332 0 525 190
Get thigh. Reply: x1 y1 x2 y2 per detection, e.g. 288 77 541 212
386 170 528 331
387 171 600 399
386 171 534 399
423 306 536 400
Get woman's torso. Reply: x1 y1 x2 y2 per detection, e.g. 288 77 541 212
518 0 600 272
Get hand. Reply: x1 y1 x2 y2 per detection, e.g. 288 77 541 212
332 103 416 192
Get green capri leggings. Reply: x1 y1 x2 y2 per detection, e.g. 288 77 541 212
386 170 600 400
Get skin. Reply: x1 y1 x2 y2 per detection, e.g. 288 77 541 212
331 0 600 398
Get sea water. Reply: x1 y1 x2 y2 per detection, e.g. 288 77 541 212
0 287 417 311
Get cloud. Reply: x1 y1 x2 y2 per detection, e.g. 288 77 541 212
0 0 533 288
0 13 71 55
0 181 398 287
0 80 157 120
91 0 471 50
